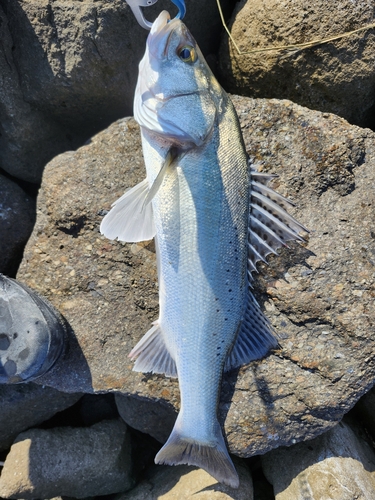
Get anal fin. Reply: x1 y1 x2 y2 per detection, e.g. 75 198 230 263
129 322 177 378
225 292 278 372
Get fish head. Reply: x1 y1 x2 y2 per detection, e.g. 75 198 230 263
134 11 224 147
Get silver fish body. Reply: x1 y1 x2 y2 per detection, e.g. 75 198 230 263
101 11 307 488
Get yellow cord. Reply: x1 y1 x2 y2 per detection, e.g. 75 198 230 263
216 0 375 55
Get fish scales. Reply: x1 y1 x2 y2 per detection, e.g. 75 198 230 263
100 10 307 488
142 97 249 444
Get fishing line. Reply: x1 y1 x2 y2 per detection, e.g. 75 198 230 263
215 0 375 55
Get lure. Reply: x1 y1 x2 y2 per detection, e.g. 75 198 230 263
127 0 186 29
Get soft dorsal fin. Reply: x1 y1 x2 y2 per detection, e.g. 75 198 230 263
225 292 277 371
100 179 156 243
248 166 308 279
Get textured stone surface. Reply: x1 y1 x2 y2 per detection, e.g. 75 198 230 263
0 383 81 451
261 419 375 499
117 460 253 499
0 0 231 183
0 4 73 183
0 419 133 499
0 176 35 276
17 98 375 456
219 0 375 128
115 393 177 444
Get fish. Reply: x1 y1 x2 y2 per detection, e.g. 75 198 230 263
100 11 307 488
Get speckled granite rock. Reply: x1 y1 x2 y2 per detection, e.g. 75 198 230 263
17 97 375 457
0 419 133 499
0 383 81 452
0 176 35 276
261 419 375 499
219 0 375 128
116 460 253 499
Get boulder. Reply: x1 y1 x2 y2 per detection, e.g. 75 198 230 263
116 461 253 499
17 97 375 457
1 0 232 183
0 4 74 183
261 419 375 499
218 0 375 128
0 419 133 499
0 176 35 276
0 383 81 452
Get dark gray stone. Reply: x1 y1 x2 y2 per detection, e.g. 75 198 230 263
0 4 73 183
0 383 81 451
0 419 133 498
115 393 177 443
17 99 375 457
0 175 35 276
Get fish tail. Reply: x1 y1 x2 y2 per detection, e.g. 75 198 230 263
155 416 239 488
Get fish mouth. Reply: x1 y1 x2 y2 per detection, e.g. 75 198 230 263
147 10 181 59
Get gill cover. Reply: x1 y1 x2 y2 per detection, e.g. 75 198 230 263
134 11 220 146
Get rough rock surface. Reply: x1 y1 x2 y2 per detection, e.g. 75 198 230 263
261 419 375 499
17 98 375 457
0 0 231 183
0 419 133 499
0 4 75 183
117 461 253 499
0 383 81 451
219 0 375 128
0 175 35 276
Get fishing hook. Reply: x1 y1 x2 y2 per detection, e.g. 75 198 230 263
127 0 186 30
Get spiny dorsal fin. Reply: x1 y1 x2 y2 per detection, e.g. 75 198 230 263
248 167 308 279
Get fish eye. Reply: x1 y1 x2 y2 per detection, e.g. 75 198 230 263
178 45 197 63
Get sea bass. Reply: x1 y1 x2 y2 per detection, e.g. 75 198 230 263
100 11 307 488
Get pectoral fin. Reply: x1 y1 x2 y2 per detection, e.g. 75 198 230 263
100 179 155 243
143 148 179 207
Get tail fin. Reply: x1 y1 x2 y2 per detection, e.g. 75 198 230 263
155 418 239 488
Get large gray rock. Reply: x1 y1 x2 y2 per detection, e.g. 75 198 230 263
219 0 375 128
0 4 73 183
0 383 81 452
0 419 133 499
261 419 375 499
117 461 253 499
17 98 375 457
1 0 231 183
0 176 35 276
